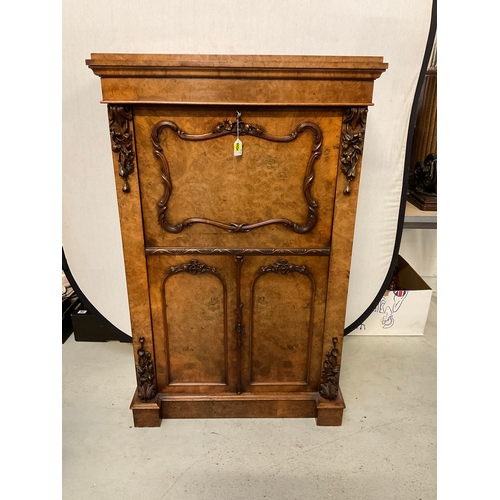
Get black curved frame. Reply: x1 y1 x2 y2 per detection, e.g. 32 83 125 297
344 0 437 334
62 247 132 342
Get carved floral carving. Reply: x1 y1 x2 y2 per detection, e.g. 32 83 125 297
213 119 262 135
108 105 135 193
319 337 340 400
167 259 220 277
135 337 157 402
340 107 367 195
256 259 311 278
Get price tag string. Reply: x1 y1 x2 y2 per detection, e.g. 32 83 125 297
234 110 243 156
236 110 240 141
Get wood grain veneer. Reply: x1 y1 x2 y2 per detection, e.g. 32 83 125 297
87 53 387 427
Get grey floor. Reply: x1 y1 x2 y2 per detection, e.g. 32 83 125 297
62 278 436 500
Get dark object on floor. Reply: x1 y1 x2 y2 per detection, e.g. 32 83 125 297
71 303 132 343
63 287 80 344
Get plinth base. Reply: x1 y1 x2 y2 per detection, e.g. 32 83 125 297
130 391 161 427
316 390 346 426
130 389 345 427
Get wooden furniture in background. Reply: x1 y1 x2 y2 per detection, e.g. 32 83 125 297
408 38 437 211
86 54 387 427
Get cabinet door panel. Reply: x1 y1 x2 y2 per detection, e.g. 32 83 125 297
165 272 226 384
147 255 237 394
240 256 329 393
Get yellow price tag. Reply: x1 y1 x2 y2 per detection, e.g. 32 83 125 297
234 139 243 156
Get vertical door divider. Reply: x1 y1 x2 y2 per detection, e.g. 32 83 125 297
234 255 245 394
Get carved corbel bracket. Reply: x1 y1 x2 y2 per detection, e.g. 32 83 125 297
108 105 135 193
135 337 157 402
340 107 367 195
319 337 340 400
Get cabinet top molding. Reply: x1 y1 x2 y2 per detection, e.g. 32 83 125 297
86 53 388 106
86 53 387 75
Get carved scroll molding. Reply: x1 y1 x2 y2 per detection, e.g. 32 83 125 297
249 259 316 385
340 107 367 195
160 259 228 385
151 118 322 233
108 105 135 193
135 337 157 402
146 247 330 257
319 337 340 400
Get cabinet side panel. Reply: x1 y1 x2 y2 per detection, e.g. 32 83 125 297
107 105 155 368
323 108 368 373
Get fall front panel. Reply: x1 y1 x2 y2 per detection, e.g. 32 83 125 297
133 105 341 249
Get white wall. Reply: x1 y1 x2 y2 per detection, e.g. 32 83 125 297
400 229 437 277
62 0 433 334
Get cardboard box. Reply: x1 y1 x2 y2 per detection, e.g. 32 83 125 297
351 255 432 336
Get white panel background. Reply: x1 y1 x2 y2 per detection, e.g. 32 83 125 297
62 0 433 335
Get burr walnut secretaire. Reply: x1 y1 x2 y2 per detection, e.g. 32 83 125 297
86 54 387 427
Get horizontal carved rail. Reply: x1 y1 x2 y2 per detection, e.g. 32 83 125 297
146 247 330 256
